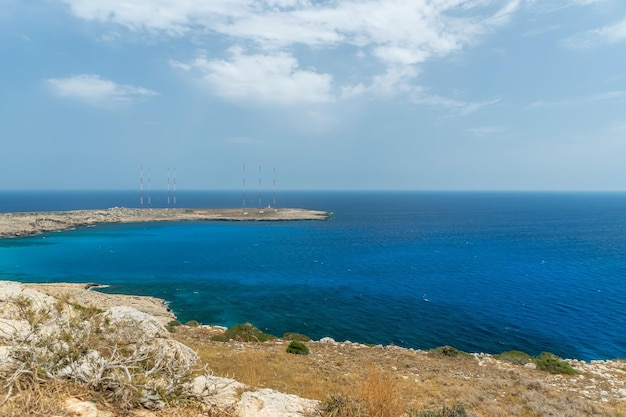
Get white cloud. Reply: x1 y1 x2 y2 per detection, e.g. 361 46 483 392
46 74 158 107
593 17 626 43
57 0 524 108
178 47 333 105
530 90 626 108
563 17 626 48
608 121 626 135
412 93 501 116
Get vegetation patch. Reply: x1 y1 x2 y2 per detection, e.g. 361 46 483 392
318 393 368 417
534 352 576 375
166 320 182 333
495 350 533 365
283 332 311 342
409 404 470 417
0 295 197 410
184 319 200 327
215 322 276 342
428 346 472 359
286 341 309 355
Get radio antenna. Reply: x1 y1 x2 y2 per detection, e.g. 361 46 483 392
167 166 171 209
140 166 144 208
147 167 151 208
273 166 276 208
242 164 246 213
173 168 177 208
258 164 262 208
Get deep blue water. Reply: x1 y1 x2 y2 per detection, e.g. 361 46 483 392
1 190 625 361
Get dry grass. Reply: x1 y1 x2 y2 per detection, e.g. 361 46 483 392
2 315 625 416
174 326 626 417
359 365 401 417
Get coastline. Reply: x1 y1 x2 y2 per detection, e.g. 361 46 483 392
24 282 177 325
3 279 626 415
0 207 330 238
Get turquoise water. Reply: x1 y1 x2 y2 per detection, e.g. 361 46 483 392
1 191 626 360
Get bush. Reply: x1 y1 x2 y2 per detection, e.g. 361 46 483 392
410 404 469 417
286 341 309 355
534 352 576 375
318 393 368 417
185 320 200 327
429 346 472 359
222 323 276 342
283 332 311 342
165 320 181 333
1 295 196 409
495 350 533 365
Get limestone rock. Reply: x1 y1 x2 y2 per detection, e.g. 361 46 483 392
237 389 318 417
103 305 169 341
63 398 113 417
188 375 246 409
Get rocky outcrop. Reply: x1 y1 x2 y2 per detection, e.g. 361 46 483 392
0 281 319 417
0 281 198 409
237 389 319 417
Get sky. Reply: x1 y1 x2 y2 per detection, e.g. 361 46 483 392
1 0 625 191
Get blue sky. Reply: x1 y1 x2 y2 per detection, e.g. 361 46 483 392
1 0 625 191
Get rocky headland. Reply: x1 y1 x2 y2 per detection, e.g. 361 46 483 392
0 207 330 238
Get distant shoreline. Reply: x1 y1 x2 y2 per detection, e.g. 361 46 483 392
0 207 330 238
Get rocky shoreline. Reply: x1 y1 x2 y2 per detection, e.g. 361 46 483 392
2 281 626 416
0 207 330 238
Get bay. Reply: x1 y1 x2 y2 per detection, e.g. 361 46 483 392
1 190 625 360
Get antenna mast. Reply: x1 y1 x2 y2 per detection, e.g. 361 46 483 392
140 166 144 208
167 166 171 209
273 166 276 208
242 164 246 213
173 168 177 208
147 167 151 208
258 164 262 208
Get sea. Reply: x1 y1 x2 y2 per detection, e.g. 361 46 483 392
1 190 625 361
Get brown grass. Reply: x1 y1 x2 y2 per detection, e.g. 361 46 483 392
2 320 625 416
174 326 626 417
359 365 401 417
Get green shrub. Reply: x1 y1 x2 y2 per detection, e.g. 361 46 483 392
534 352 576 375
165 320 181 333
410 404 469 417
495 350 533 365
222 322 276 342
283 332 311 342
428 346 472 359
185 319 200 327
286 341 309 355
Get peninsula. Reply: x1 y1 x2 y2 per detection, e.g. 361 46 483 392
0 207 330 238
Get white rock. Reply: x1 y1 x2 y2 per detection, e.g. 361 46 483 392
524 362 537 369
237 389 318 417
64 398 113 417
188 375 246 409
103 306 168 341
319 337 336 344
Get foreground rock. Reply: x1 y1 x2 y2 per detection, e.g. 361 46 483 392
0 281 319 417
25 282 176 325
0 207 330 238
0 281 198 408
